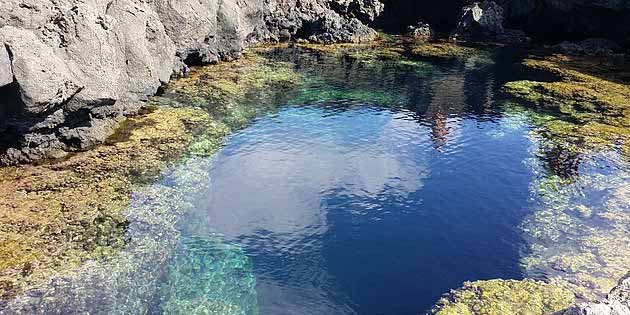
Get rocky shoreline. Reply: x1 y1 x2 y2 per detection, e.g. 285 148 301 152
1 0 629 165
1 1 629 314
0 0 381 165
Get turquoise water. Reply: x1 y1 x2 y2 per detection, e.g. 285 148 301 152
3 48 628 315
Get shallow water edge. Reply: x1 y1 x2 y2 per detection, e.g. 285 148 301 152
0 40 628 314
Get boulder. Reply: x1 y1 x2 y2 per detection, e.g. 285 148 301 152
452 1 505 40
330 0 385 22
0 26 82 114
553 38 622 56
305 15 378 43
407 22 434 40
0 0 385 165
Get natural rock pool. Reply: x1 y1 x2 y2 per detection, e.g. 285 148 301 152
1 43 628 314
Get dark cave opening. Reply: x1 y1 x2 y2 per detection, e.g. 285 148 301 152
372 0 467 34
371 0 630 48
0 81 24 151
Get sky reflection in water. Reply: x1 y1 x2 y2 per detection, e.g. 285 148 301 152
186 100 534 314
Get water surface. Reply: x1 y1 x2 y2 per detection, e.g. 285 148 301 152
5 47 628 315
175 49 542 314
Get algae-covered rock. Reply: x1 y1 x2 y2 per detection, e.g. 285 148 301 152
410 42 485 60
504 54 630 162
0 106 216 301
504 55 630 127
429 279 575 315
156 236 258 315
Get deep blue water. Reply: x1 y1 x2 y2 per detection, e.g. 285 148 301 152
186 102 536 314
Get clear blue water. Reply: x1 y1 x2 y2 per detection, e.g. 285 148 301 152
7 48 627 315
163 49 552 315
183 102 534 314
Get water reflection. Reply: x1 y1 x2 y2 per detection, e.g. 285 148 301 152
188 99 532 314
4 45 627 315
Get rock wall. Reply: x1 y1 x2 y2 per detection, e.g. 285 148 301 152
0 0 382 165
374 0 630 46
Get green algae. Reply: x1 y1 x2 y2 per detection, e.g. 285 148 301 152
162 51 301 131
157 236 258 315
430 279 575 315
496 101 630 301
504 54 630 157
409 42 485 61
0 106 215 299
425 99 630 313
520 170 630 300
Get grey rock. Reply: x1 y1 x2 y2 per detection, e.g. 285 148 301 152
0 44 12 87
407 22 434 40
306 15 378 43
557 272 630 315
554 41 586 55
609 273 630 307
264 0 380 43
0 0 384 165
495 28 530 44
0 26 82 114
452 1 505 41
579 38 622 56
330 0 385 22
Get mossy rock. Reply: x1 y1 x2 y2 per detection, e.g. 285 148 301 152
430 279 575 315
504 55 630 160
0 106 217 299
409 42 482 60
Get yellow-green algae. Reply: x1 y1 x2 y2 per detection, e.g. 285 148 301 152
0 49 302 302
520 169 630 300
504 54 630 156
164 50 301 130
0 106 215 299
427 91 630 313
430 279 575 315
498 54 630 300
409 41 485 61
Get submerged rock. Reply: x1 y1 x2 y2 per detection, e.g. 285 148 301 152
156 236 258 315
428 279 575 315
0 106 215 304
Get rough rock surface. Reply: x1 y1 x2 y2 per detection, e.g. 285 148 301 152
407 22 434 40
554 38 623 56
0 0 383 165
0 45 12 87
451 1 505 40
557 273 630 315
